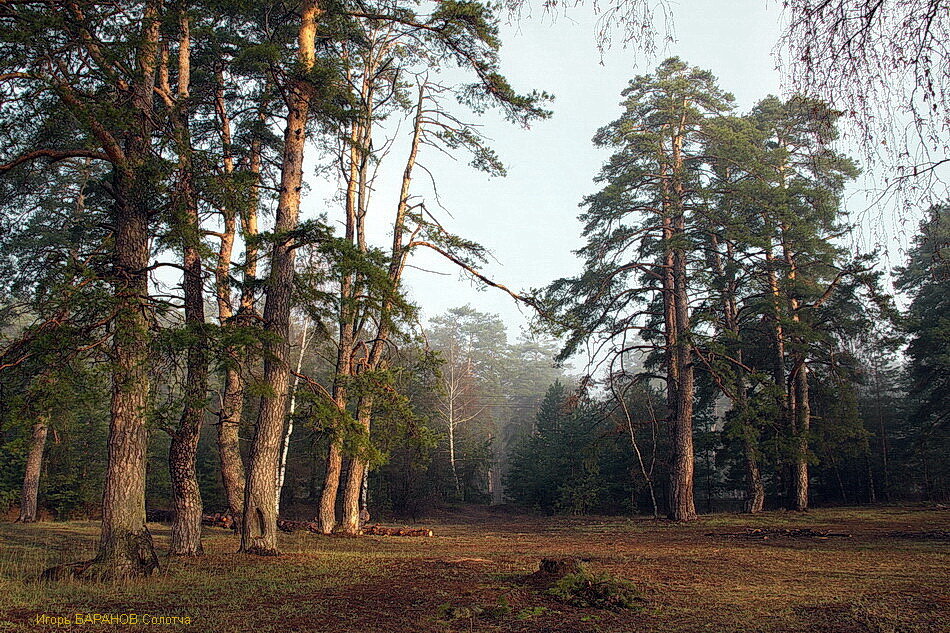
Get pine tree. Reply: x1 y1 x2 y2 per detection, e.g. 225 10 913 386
544 58 733 520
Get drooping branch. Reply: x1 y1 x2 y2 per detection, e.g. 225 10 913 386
0 149 109 174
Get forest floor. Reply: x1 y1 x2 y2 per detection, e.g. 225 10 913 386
0 506 947 632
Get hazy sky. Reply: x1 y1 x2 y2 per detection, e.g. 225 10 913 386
380 1 787 336
297 1 929 341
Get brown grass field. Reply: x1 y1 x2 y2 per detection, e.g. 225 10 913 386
0 506 947 632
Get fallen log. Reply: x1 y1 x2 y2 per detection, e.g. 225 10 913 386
265 519 433 536
276 519 322 533
360 524 434 537
201 512 237 530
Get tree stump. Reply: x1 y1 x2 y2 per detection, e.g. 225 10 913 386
527 557 583 586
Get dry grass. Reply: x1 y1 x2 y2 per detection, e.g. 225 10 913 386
0 506 947 632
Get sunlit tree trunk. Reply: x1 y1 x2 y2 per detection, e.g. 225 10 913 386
340 397 372 535
791 360 811 510
667 120 697 522
339 91 423 526
782 226 810 512
166 11 207 557
709 233 765 513
317 86 364 533
213 84 262 528
242 0 321 555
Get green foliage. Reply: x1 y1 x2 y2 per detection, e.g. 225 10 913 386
506 382 652 514
0 434 26 513
896 204 950 435
547 569 643 611
515 606 549 620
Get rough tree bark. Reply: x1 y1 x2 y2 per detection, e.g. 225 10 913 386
166 11 208 557
241 0 321 555
791 353 811 511
212 69 261 528
316 255 354 534
781 219 811 512
76 0 163 580
709 233 765 513
668 241 696 521
666 120 697 522
84 163 160 579
18 0 164 581
17 419 48 523
339 398 372 535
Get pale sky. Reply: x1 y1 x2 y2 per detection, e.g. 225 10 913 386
392 0 785 335
296 1 920 339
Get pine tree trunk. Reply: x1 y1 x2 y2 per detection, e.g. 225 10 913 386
319 445 342 533
92 170 159 579
318 107 361 534
318 332 352 533
211 71 257 531
40 0 162 582
792 362 810 511
17 420 48 523
241 0 321 556
218 368 246 525
340 399 372 535
79 0 164 571
340 459 366 535
781 221 810 512
667 124 696 522
168 13 207 556
168 238 206 556
710 233 765 514
668 247 697 521
744 443 765 513
168 400 204 556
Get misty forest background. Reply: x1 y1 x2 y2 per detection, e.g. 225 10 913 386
0 0 947 569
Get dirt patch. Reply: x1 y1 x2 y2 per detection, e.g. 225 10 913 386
885 530 950 541
1 507 948 633
705 527 853 540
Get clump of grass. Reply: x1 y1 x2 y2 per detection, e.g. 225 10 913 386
516 605 549 620
436 596 514 621
547 569 643 611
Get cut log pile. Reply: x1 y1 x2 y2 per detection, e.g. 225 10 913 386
202 513 237 530
705 528 851 540
276 519 321 533
360 524 434 537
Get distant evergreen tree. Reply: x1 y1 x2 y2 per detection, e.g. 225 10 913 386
895 205 950 501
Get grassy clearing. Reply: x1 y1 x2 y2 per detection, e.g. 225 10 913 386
0 506 947 632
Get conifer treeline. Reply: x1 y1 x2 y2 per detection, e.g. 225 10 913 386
0 2 945 585
538 59 947 519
